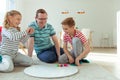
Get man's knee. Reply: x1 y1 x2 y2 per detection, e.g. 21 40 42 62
38 51 57 63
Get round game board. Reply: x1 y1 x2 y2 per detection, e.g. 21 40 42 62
24 64 78 78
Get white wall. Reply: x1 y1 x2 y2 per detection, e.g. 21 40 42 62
113 0 120 48
113 0 120 55
15 0 117 47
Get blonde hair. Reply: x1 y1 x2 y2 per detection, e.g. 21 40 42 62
3 10 21 31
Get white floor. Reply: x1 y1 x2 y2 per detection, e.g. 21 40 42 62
19 47 120 79
87 48 120 79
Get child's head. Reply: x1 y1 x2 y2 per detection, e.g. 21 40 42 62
3 10 22 29
61 17 75 34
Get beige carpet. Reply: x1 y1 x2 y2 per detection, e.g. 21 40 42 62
0 56 119 80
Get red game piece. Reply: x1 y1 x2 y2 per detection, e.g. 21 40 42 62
64 64 68 67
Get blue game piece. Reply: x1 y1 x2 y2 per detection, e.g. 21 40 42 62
0 55 2 63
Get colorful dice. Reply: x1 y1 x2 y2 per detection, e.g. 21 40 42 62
57 64 68 67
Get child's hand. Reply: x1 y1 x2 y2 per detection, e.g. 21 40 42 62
26 27 34 34
68 55 74 64
75 57 81 66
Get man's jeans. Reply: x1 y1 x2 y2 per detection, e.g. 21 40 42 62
37 46 64 63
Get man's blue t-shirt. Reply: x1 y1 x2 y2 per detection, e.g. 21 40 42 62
28 21 56 54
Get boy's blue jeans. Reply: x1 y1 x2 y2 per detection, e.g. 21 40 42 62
37 46 64 63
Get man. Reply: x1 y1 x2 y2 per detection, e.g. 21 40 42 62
28 9 64 63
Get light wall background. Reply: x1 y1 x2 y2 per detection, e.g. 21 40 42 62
14 0 120 48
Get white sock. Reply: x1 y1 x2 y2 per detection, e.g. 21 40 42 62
0 55 14 72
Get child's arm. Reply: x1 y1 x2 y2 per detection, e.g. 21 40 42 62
63 43 74 64
2 28 27 41
75 41 90 66
20 27 34 44
20 35 30 44
28 37 34 57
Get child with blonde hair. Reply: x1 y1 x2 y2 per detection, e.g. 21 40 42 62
59 17 90 66
0 10 34 72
